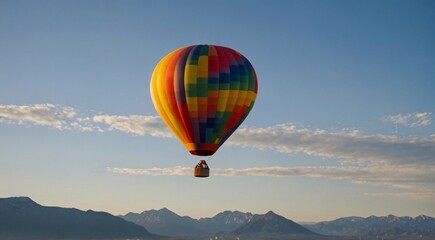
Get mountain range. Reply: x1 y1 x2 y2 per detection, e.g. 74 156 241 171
1 197 434 240
305 214 435 240
121 208 319 238
120 207 435 240
122 209 257 236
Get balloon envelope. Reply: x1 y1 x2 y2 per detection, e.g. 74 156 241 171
150 45 258 156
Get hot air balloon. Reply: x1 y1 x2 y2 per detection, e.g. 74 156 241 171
150 45 258 177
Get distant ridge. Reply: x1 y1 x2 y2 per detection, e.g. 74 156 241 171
121 209 257 236
121 209 316 238
198 210 255 233
0 197 158 239
123 207 201 236
305 214 435 240
233 211 317 235
123 208 435 239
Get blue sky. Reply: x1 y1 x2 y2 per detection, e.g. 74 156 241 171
1 0 434 222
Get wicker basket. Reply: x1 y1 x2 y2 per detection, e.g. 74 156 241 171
194 167 209 177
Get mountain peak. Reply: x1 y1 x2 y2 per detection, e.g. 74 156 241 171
233 211 316 235
415 215 433 220
0 196 40 207
1 196 34 201
158 207 172 213
264 211 278 220
121 208 200 237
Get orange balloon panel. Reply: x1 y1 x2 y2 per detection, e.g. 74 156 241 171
150 45 258 156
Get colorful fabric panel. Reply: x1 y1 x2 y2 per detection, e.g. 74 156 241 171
150 45 258 156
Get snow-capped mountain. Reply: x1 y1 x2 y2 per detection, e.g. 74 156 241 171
305 214 435 239
122 207 201 236
120 209 315 237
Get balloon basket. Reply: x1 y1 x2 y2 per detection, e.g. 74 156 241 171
194 160 210 178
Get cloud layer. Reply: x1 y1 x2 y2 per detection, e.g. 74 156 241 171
2 103 434 199
2 104 433 168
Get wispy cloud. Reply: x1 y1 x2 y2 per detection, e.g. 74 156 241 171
0 104 171 137
228 124 435 166
92 115 171 137
0 104 76 130
108 166 192 176
107 165 435 182
107 165 435 199
382 112 432 127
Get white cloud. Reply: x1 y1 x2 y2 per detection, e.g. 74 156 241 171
0 104 76 130
229 124 435 166
0 104 171 136
92 114 171 137
70 121 94 132
107 166 191 176
382 112 432 127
